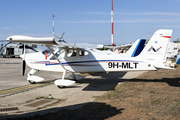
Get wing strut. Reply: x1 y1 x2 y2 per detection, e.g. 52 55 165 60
46 46 67 71
46 46 76 88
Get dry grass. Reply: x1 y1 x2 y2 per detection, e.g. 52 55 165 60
95 65 180 120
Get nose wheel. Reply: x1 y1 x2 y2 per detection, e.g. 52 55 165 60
27 69 44 84
57 85 65 88
28 80 36 84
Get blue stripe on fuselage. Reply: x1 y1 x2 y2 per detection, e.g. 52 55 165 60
33 60 141 66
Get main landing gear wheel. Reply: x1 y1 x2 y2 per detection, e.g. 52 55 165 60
57 85 65 88
28 80 36 84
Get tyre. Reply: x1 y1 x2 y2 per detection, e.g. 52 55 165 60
28 80 36 84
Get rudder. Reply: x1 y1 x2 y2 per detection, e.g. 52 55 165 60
137 29 172 63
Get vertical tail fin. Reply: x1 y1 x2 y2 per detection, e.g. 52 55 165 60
137 29 172 63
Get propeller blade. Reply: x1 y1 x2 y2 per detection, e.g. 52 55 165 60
22 43 26 76
23 60 26 76
61 32 65 38
53 32 66 43
53 34 61 39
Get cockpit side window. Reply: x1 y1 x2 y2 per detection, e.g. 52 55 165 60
50 49 62 60
79 51 84 56
67 50 77 57
42 48 62 60
66 50 88 57
79 50 88 56
42 49 51 57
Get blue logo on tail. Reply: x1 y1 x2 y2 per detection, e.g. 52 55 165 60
148 46 162 52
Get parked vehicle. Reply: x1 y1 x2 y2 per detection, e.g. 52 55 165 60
0 42 41 58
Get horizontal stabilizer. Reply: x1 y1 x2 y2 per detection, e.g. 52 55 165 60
154 64 175 70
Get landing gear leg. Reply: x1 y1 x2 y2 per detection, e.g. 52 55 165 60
72 72 77 82
27 69 44 84
57 70 67 88
27 69 37 84
61 70 66 80
54 70 76 88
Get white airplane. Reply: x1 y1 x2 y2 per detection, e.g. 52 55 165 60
166 42 179 58
113 39 146 57
6 29 173 88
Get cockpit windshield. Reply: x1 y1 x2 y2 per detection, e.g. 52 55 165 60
42 49 53 57
42 48 63 60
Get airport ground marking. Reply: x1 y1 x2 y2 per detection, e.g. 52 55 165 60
0 81 53 95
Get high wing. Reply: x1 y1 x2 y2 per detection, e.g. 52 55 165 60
7 35 57 45
6 35 103 50
7 35 104 85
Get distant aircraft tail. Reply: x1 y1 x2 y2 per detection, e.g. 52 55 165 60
166 42 179 58
137 29 172 64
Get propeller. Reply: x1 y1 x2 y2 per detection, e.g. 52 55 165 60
22 43 26 76
23 59 26 76
54 32 66 43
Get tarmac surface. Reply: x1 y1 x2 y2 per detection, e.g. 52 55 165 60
0 57 145 119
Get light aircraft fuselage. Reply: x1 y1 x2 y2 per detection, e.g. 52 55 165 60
24 48 156 73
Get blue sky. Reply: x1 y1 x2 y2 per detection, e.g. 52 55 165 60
1 0 180 45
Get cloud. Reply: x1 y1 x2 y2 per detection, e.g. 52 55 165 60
85 12 110 15
115 19 180 23
61 12 180 24
60 19 180 24
156 25 180 28
86 12 180 16
17 26 27 29
115 12 180 16
61 20 110 23
1 26 27 30
1 27 13 30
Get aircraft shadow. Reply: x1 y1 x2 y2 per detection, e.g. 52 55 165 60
129 77 180 87
77 72 128 91
1 102 124 120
